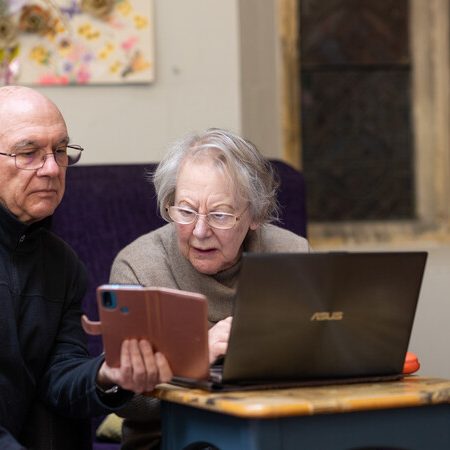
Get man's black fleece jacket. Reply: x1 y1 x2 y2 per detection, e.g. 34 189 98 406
0 205 131 449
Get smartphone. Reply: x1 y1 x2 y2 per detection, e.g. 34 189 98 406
83 284 210 380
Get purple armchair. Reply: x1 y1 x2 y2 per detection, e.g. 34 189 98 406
51 160 307 449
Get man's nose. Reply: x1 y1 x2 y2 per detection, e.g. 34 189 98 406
37 153 61 175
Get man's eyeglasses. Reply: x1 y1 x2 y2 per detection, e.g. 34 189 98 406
0 145 84 170
166 205 246 230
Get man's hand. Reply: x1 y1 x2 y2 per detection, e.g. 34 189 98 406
208 316 232 364
96 339 173 394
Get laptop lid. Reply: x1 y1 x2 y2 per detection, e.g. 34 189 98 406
221 251 427 384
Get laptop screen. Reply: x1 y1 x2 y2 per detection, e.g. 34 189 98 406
223 251 427 383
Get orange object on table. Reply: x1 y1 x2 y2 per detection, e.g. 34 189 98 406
403 351 420 374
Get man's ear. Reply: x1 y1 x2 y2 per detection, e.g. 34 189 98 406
249 221 260 231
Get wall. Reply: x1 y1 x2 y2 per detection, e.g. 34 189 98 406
239 0 283 161
33 0 450 380
35 0 242 165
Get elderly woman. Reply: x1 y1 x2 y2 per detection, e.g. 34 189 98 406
110 128 309 449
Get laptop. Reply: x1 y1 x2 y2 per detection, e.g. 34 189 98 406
172 251 427 391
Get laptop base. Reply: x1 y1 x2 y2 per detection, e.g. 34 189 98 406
171 373 405 392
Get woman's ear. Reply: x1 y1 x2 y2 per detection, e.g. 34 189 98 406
249 221 260 231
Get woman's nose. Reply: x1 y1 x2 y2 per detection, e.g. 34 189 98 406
193 215 212 237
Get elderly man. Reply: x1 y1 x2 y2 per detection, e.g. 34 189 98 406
0 85 172 449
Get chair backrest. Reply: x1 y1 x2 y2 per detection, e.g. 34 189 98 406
52 160 307 357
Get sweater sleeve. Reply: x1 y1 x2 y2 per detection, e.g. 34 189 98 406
256 224 310 253
110 250 142 285
109 227 177 288
0 426 26 450
38 251 132 418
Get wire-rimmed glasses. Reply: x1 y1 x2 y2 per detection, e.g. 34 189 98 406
0 145 84 170
166 205 246 230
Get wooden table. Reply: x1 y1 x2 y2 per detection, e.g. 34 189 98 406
154 377 450 450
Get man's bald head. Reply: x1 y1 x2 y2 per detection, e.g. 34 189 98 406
0 85 69 223
0 86 66 128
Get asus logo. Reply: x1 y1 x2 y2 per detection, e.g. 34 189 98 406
310 311 344 321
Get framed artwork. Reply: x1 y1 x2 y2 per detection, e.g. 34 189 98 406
0 0 155 85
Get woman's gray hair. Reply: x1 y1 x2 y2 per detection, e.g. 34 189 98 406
152 128 280 225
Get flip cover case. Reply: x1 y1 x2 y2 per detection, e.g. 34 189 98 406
82 285 210 380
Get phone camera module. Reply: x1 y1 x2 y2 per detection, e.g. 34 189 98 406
102 291 117 309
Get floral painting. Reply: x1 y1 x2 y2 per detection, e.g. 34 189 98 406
0 0 155 85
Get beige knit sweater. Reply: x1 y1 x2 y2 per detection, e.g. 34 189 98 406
110 223 309 325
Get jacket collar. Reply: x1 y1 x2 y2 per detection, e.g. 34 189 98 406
0 204 52 250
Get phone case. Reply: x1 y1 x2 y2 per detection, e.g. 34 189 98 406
82 284 210 380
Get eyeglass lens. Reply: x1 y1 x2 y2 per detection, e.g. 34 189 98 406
167 206 237 229
15 146 82 170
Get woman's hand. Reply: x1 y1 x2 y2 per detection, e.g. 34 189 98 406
96 339 173 394
208 316 232 364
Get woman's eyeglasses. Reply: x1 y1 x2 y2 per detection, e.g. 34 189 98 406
166 205 247 230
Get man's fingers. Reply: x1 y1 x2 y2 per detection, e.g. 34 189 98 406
155 352 173 383
119 339 132 381
138 340 158 389
99 339 173 393
128 339 148 390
